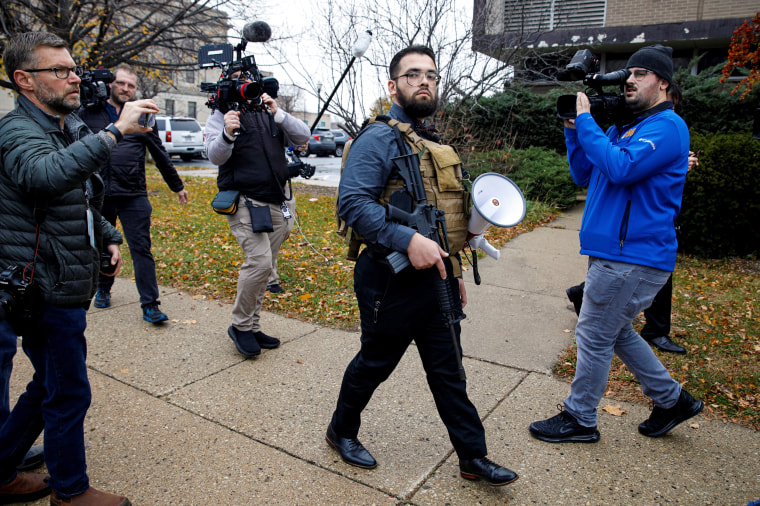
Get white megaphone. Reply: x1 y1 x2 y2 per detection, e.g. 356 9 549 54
467 173 527 260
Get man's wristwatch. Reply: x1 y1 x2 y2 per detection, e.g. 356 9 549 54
104 123 123 142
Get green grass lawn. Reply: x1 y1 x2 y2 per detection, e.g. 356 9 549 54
122 167 759 431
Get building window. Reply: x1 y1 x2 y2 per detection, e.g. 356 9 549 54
165 99 175 116
188 101 197 119
186 70 195 84
503 0 606 33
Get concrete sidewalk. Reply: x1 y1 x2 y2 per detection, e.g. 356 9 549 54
11 202 760 505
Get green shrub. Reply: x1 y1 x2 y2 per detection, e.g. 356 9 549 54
464 146 580 209
679 132 760 258
444 86 567 153
676 64 760 136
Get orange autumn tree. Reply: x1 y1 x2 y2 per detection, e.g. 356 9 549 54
721 12 760 100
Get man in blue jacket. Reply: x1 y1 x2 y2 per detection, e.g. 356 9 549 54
78 64 189 323
530 45 703 443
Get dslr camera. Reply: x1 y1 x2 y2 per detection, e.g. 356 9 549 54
556 49 631 124
285 147 316 180
80 68 115 109
0 265 41 325
199 40 278 114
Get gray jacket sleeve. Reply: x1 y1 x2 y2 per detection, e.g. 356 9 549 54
204 109 233 166
274 108 311 147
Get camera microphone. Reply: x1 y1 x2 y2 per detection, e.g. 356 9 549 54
243 21 272 43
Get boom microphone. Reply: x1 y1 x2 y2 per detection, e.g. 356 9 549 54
242 21 272 43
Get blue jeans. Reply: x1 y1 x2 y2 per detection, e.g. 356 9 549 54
563 257 681 427
0 305 91 497
98 196 159 307
0 323 15 424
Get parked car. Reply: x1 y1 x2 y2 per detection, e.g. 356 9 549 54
331 129 352 157
298 127 336 157
155 116 205 162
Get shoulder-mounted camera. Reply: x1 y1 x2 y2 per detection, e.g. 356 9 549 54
80 68 115 109
198 21 279 114
556 49 632 124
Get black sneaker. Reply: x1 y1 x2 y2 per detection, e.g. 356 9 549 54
638 389 704 437
142 302 168 324
529 405 600 443
266 283 284 294
227 326 261 357
254 331 281 349
94 290 111 309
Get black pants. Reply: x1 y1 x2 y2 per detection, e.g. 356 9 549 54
98 196 160 307
330 251 487 460
640 274 672 339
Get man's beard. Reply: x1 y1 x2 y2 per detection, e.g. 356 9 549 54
624 87 656 115
36 80 80 115
397 89 438 119
110 91 129 108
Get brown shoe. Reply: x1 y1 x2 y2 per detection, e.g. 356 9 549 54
50 487 131 506
0 472 51 504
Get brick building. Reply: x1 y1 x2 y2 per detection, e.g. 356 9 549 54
473 0 758 79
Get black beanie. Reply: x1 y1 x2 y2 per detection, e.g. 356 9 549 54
626 44 674 84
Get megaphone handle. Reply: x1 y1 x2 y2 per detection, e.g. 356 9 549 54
471 247 481 285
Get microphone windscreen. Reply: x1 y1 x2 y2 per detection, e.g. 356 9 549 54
243 21 272 43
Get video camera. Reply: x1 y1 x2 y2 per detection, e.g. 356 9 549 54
556 49 631 124
285 147 316 180
79 68 114 109
198 21 279 114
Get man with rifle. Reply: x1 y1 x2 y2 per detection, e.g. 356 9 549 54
326 45 518 487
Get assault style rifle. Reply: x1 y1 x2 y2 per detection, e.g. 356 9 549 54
385 150 467 380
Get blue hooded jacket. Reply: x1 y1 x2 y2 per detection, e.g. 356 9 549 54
565 102 689 271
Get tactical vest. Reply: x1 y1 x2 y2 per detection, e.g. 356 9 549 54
336 116 471 276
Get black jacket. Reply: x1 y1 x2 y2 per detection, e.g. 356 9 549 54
216 110 291 203
0 95 123 306
77 104 184 197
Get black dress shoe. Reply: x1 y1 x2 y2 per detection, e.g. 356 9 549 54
459 457 519 486
646 336 686 354
565 283 584 316
16 445 44 471
325 423 377 469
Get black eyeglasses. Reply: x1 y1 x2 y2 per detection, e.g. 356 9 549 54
22 66 85 79
632 69 654 81
394 71 441 86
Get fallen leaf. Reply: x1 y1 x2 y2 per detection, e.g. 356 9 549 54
690 423 700 429
602 404 627 416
